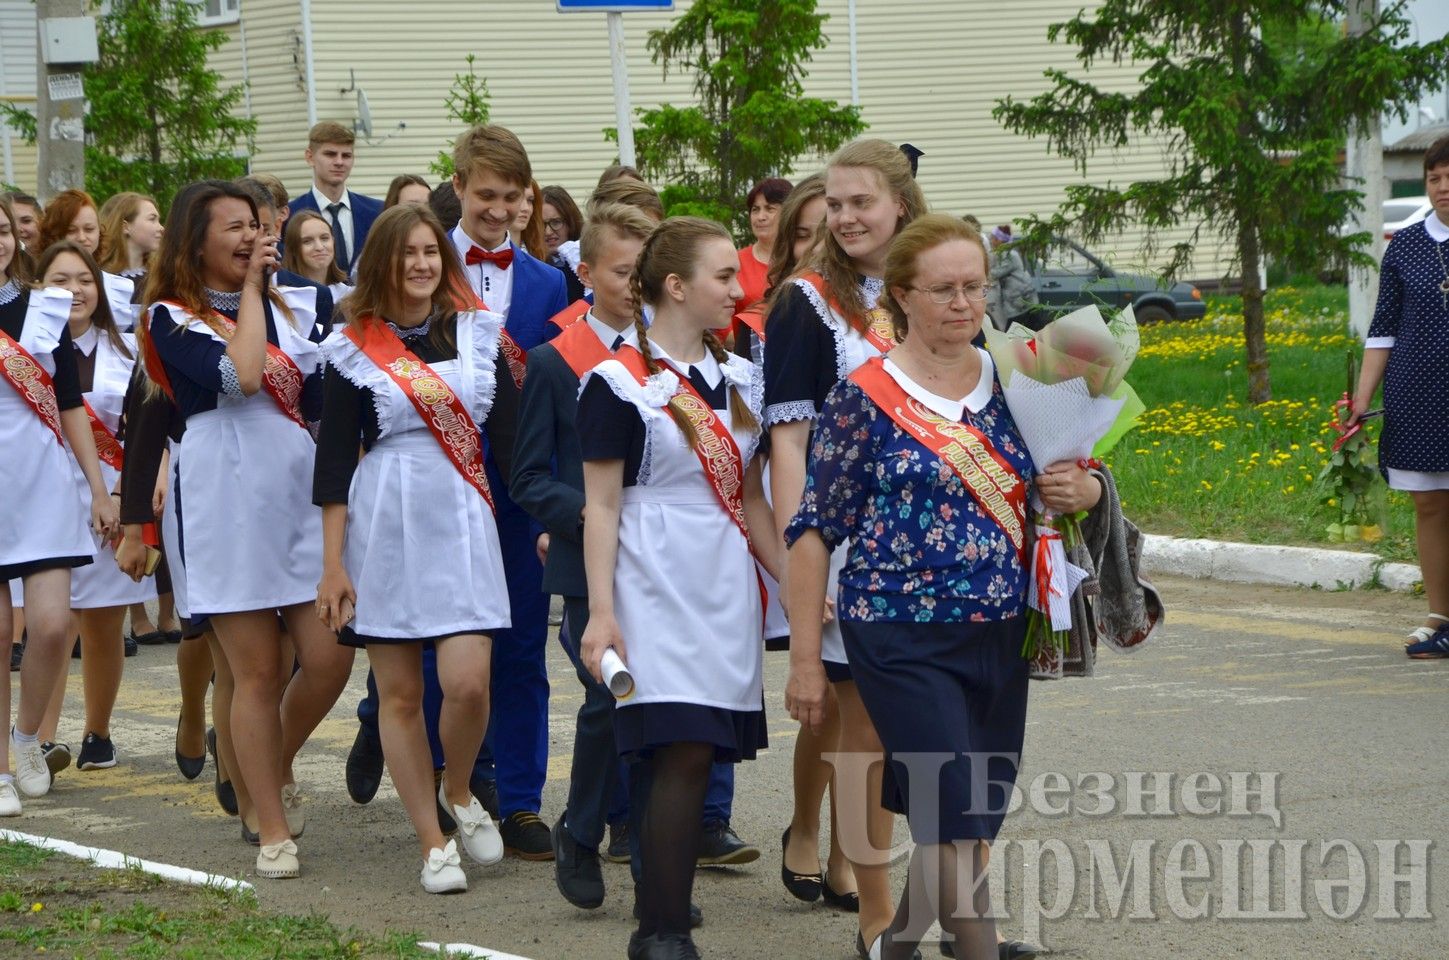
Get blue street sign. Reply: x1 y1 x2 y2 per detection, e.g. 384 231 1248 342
557 0 673 10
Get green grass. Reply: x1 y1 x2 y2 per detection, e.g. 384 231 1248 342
0 839 442 959
1113 283 1418 565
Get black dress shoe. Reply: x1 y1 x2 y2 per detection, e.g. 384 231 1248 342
939 939 1042 959
633 893 703 928
697 821 760 866
780 827 823 902
175 714 205 780
207 728 238 816
241 820 259 846
131 629 167 646
123 634 138 657
552 817 604 908
604 821 631 863
822 871 860 912
468 773 500 820
345 725 384 804
628 933 701 960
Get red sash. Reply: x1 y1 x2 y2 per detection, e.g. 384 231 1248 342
551 318 617 380
734 304 766 343
612 347 759 557
798 272 896 353
0 327 64 444
150 301 308 429
345 319 495 512
83 398 125 471
547 298 590 332
850 357 1027 561
499 330 526 390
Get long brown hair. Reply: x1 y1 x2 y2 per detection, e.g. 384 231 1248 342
517 179 546 259
38 188 99 254
764 173 825 296
813 139 927 332
34 240 131 359
384 174 430 209
342 203 471 354
0 198 32 284
97 192 157 273
541 184 583 244
630 217 759 447
281 211 348 285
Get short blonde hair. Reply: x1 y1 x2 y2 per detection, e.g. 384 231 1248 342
578 202 655 266
308 121 355 149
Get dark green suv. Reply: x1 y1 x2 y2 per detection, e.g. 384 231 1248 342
1023 238 1207 328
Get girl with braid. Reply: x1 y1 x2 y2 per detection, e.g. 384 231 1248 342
577 217 780 960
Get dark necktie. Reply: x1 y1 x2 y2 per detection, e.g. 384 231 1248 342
326 202 349 271
465 246 514 269
611 335 625 351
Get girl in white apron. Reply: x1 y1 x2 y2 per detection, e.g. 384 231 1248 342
22 243 156 775
0 200 118 815
763 139 926 957
578 217 780 960
138 182 353 879
315 204 516 894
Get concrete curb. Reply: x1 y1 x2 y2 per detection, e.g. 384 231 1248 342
1140 534 1422 593
0 828 253 892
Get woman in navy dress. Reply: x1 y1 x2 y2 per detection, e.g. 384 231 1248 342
1354 133 1449 657
764 139 925 947
578 217 779 960
139 181 353 879
0 200 118 813
786 215 1101 960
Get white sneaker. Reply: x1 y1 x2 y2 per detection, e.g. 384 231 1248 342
256 838 300 879
280 782 305 838
420 838 467 894
439 782 503 866
10 733 51 798
0 779 21 816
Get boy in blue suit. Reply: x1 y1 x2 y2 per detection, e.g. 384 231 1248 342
285 122 382 273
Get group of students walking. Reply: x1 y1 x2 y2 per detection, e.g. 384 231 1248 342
1 122 1147 960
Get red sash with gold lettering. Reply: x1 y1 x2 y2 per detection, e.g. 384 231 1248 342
551 319 615 380
798 272 896 353
547 298 590 332
150 301 308 430
499 330 526 390
850 357 1027 561
83 398 125 471
345 319 495 512
612 347 759 557
0 327 64 444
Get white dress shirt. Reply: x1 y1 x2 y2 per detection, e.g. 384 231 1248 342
449 224 514 318
313 186 356 264
584 310 637 352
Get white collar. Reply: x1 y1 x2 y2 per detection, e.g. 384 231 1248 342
585 311 635 351
1425 212 1449 243
72 323 99 356
313 186 349 211
649 341 722 389
882 349 994 420
451 223 511 255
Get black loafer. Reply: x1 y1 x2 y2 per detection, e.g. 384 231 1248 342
345 725 384 804
780 827 823 902
628 933 701 960
552 817 604 909
822 871 859 912
131 629 167 646
175 714 205 780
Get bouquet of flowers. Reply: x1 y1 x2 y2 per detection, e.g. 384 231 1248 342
984 304 1145 659
1315 353 1387 544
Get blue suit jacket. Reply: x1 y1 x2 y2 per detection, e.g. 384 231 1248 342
285 188 384 272
504 243 569 351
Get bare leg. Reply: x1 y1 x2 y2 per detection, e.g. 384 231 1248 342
77 606 127 739
175 635 211 759
368 643 444 857
833 679 897 948
15 569 74 737
1412 491 1449 631
211 610 288 846
157 594 179 633
786 683 854 889
434 633 492 811
37 619 71 742
277 606 353 784
127 602 156 637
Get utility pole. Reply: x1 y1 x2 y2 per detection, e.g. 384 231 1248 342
35 0 97 201
1345 0 1384 340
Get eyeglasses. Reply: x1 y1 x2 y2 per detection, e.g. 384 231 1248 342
543 218 566 232
910 281 991 304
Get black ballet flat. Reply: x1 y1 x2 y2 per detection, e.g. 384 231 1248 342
780 827 822 902
240 820 259 846
208 728 238 816
175 714 205 780
822 871 859 912
939 939 1043 959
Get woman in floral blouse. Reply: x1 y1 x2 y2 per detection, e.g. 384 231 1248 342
785 215 1100 960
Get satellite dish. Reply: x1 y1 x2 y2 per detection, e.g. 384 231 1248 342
356 89 373 139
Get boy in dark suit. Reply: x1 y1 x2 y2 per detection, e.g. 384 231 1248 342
285 122 382 273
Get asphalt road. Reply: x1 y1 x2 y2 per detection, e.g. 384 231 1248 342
3 575 1446 959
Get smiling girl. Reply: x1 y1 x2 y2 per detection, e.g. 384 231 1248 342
282 210 353 307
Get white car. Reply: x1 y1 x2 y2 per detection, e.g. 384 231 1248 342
1383 196 1432 241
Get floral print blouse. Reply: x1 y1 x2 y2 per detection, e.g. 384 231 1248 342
784 356 1034 624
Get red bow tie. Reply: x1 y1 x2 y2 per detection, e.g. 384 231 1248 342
466 246 514 269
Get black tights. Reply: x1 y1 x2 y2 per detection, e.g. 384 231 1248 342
881 840 996 960
631 741 715 938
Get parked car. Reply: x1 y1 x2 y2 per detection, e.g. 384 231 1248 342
1382 196 1431 241
1017 237 1206 328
